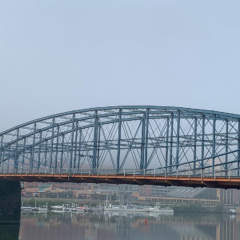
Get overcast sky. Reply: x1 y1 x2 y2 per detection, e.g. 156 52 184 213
0 0 240 131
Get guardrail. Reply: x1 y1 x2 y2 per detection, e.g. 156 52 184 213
0 167 239 178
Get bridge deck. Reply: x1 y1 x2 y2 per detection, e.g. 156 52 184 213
1 174 240 189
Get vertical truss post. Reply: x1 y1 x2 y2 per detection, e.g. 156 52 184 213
30 123 37 172
37 131 42 170
7 155 9 173
238 120 240 176
74 122 79 169
22 138 26 171
97 124 101 169
169 112 174 173
201 115 205 170
0 136 3 169
50 118 55 169
165 117 169 174
54 125 60 171
2 139 6 173
212 115 216 177
14 129 20 173
140 109 149 170
77 129 82 170
44 140 48 167
140 115 145 170
225 119 229 177
144 109 149 169
60 134 64 170
117 109 122 172
70 114 75 172
176 110 180 169
92 111 99 172
193 117 197 175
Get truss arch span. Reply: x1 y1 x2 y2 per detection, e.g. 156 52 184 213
0 106 240 177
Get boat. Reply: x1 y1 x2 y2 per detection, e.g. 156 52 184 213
21 206 33 212
104 203 146 213
32 206 48 213
71 206 86 213
51 204 86 213
146 206 174 215
51 205 66 213
104 202 174 215
32 200 48 213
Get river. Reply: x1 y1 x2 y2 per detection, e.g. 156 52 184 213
0 212 239 240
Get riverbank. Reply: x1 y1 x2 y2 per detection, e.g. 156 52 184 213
22 197 238 215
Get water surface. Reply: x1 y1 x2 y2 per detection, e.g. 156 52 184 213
1 212 240 240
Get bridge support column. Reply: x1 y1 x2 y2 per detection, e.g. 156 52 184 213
0 180 21 223
0 223 20 240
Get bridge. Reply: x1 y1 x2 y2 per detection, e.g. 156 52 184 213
1 105 240 188
2 105 240 221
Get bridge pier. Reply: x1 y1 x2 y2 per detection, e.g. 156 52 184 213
0 223 20 240
0 180 21 223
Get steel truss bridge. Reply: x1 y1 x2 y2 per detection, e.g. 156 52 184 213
1 106 240 188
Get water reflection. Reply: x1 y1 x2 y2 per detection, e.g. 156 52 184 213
9 212 239 240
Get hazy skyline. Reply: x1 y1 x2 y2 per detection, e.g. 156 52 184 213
1 0 240 131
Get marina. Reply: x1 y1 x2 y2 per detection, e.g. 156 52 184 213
21 203 174 216
104 203 174 216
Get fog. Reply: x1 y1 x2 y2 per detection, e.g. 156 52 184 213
0 0 240 131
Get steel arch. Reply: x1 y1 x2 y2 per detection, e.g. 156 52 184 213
0 106 240 177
